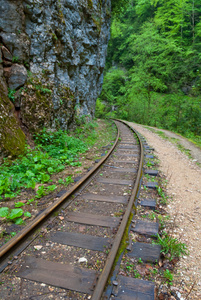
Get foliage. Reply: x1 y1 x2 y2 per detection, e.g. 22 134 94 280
0 120 105 226
8 88 16 103
0 122 98 201
0 207 31 225
111 0 130 15
97 0 201 145
163 269 174 284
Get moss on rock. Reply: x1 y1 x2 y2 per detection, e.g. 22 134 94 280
0 82 25 158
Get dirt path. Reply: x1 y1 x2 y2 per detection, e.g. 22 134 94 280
149 126 201 165
127 122 201 300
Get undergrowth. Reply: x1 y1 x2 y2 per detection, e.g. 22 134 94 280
0 120 104 226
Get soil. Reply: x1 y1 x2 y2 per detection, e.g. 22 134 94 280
127 121 201 300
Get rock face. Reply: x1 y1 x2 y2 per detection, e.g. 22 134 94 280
0 0 111 155
0 82 26 159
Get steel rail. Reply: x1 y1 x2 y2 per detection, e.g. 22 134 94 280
91 119 144 300
0 123 120 259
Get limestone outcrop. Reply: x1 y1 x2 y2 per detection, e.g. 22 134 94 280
0 0 111 156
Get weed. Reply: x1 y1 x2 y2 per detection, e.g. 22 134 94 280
138 257 143 264
157 214 170 230
12 56 19 63
154 232 188 260
8 88 16 103
133 269 141 278
15 202 25 208
148 212 156 220
0 207 31 225
126 262 133 272
58 178 64 184
65 176 73 185
157 186 168 205
146 160 154 167
163 269 173 285
27 198 34 205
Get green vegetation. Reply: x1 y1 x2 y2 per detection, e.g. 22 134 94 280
8 88 16 103
0 125 96 201
155 232 188 261
0 120 115 226
0 207 31 225
96 0 201 146
163 269 174 285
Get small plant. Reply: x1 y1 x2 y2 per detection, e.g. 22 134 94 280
126 262 133 272
163 269 173 285
148 212 156 220
146 160 154 167
0 207 31 225
157 186 168 205
154 232 188 260
8 88 16 103
27 198 34 205
36 185 46 198
65 176 73 185
138 257 143 264
15 202 25 208
133 269 141 278
58 178 64 184
12 56 19 63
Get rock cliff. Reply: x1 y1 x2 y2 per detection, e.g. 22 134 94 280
0 0 111 157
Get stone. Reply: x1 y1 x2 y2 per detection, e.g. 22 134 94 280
78 257 88 263
34 245 43 250
8 64 27 90
1 46 12 61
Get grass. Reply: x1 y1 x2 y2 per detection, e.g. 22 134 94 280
154 232 188 261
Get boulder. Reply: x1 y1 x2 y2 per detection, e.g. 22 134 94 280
8 64 27 90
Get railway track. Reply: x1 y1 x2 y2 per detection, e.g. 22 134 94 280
0 120 161 299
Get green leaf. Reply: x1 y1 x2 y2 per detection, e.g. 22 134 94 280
47 185 57 192
24 211 32 218
8 208 23 220
58 178 64 184
41 174 50 183
26 179 36 189
34 164 44 171
14 218 24 225
26 170 35 178
27 198 34 204
15 202 25 208
0 207 9 218
48 167 54 174
5 193 16 199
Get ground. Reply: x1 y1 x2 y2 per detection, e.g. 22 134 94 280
128 121 201 300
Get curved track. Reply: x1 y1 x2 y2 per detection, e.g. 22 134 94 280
0 120 159 300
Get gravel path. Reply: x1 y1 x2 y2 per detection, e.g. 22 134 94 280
127 122 201 300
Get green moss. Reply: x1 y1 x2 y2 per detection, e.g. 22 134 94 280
0 83 25 157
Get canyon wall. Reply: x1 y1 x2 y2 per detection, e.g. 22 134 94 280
0 0 111 156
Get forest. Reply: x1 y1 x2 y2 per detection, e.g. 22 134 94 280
96 0 201 145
